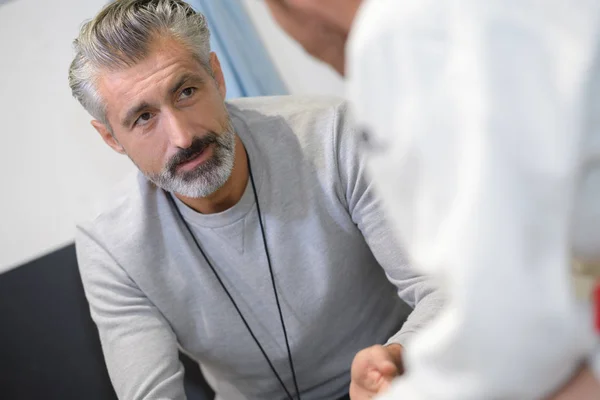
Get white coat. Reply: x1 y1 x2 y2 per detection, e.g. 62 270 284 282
347 1 600 398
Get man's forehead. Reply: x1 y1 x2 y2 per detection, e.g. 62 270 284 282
98 40 202 93
99 61 200 97
96 41 206 121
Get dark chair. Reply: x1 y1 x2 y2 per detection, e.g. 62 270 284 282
0 244 215 400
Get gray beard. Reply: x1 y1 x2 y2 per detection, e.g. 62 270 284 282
145 127 236 198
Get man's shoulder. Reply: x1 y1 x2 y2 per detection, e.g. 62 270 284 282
75 170 157 246
228 95 349 124
228 95 353 154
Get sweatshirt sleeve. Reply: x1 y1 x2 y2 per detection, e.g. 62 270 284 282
332 100 446 348
76 226 187 400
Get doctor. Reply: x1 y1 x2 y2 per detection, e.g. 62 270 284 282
266 0 600 399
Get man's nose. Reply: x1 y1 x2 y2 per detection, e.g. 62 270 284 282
165 110 194 149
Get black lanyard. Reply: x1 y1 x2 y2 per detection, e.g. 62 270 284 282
165 149 301 400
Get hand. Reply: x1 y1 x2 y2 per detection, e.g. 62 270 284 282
264 0 349 75
547 365 600 400
350 344 404 399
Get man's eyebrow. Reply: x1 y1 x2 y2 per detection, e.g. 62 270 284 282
169 73 203 95
122 101 151 128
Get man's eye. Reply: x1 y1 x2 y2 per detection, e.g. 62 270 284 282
135 112 153 126
179 87 196 100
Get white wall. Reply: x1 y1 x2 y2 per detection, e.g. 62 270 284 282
0 0 345 273
0 0 135 273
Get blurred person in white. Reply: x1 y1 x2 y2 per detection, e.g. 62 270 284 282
266 0 600 398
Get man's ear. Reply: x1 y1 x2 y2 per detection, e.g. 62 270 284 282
209 52 227 99
91 120 126 155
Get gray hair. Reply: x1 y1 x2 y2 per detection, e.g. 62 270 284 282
68 0 211 125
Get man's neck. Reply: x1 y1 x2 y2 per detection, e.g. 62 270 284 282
175 135 249 214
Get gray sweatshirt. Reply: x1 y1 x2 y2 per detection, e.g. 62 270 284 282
76 96 444 400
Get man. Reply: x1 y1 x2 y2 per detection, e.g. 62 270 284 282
265 0 600 399
69 1 444 399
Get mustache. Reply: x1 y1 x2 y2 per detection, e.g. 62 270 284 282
166 133 219 171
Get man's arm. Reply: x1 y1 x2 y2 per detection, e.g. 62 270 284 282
331 101 446 399
76 227 187 400
332 101 446 348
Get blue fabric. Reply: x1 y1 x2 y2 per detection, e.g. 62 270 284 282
188 0 288 98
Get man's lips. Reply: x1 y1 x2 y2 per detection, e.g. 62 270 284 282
176 143 214 172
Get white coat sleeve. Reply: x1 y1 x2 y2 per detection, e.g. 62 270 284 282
347 0 600 398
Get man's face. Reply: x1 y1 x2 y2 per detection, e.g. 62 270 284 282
287 0 362 32
93 37 235 198
264 0 362 75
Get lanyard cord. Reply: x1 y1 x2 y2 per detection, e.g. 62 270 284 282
165 149 301 400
